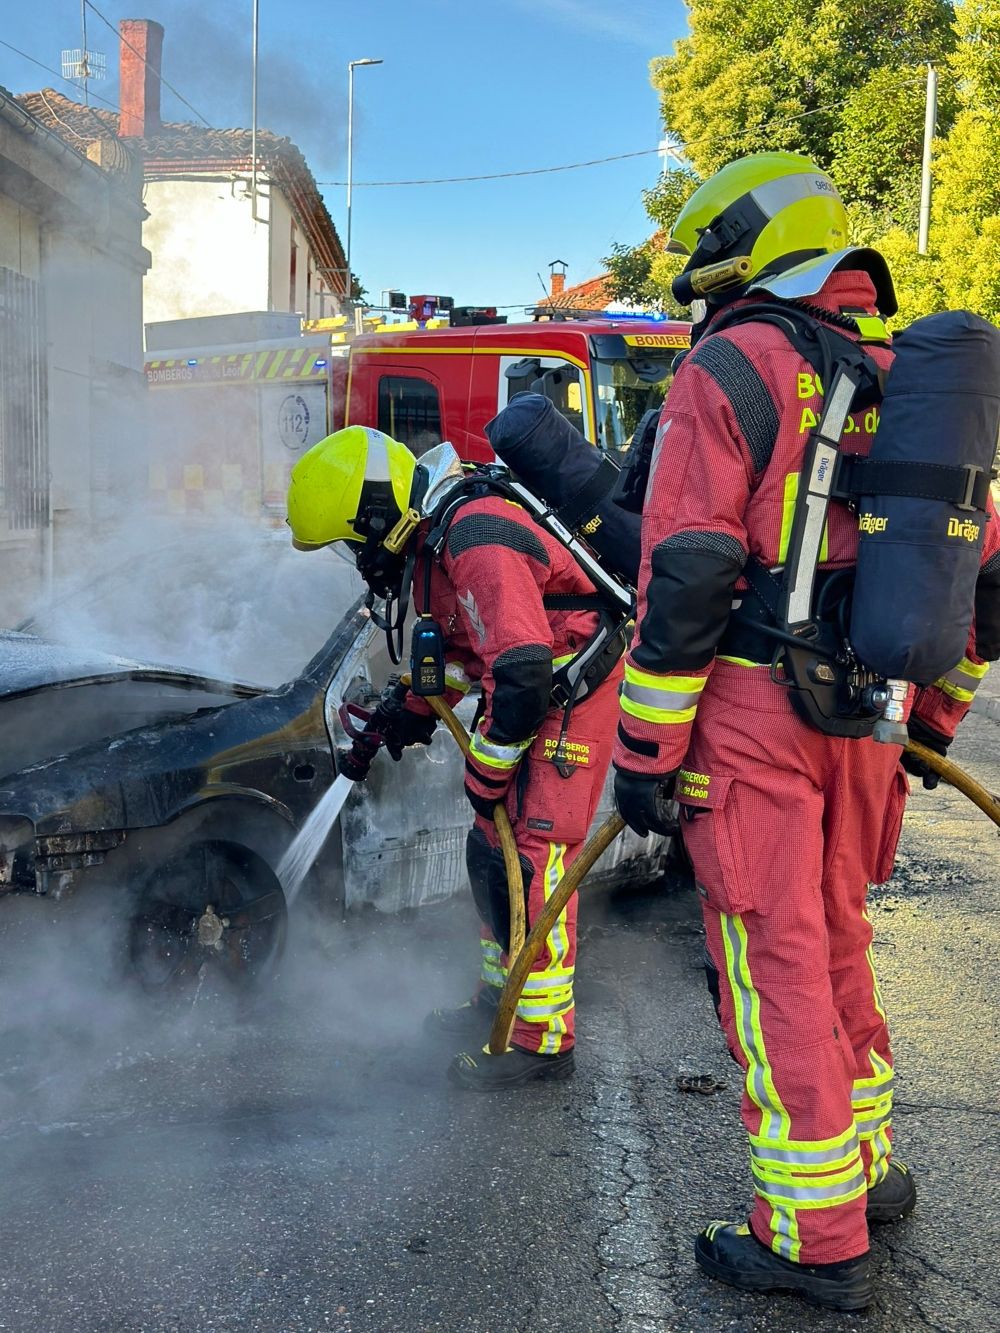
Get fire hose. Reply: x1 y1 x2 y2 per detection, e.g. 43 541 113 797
904 739 1000 826
342 683 998 1058
484 738 1000 1058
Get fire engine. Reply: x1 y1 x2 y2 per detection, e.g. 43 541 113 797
143 307 691 520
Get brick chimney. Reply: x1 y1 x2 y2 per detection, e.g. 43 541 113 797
119 19 164 137
548 259 568 296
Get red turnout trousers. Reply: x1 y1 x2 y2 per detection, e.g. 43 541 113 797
677 661 906 1265
471 668 622 1054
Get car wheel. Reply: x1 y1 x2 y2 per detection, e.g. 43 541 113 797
127 840 287 995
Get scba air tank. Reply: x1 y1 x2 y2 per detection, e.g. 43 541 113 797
484 394 642 587
850 310 1000 685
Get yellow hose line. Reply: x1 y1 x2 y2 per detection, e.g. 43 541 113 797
489 813 625 1055
483 743 996 1055
904 739 1000 828
399 682 526 996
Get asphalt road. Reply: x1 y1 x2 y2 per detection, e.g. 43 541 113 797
0 713 997 1332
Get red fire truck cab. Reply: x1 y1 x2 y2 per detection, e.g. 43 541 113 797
339 317 691 462
143 312 691 523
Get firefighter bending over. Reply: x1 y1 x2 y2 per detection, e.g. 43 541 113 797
613 153 1000 1311
287 427 625 1090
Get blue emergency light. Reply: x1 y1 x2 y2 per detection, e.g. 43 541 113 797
600 309 668 322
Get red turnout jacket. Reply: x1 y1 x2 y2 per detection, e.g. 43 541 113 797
613 270 1000 777
406 493 605 805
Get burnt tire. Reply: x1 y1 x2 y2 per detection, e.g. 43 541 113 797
127 840 287 995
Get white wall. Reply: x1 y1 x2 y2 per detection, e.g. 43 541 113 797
144 177 339 324
268 188 293 314
0 112 148 626
143 178 270 324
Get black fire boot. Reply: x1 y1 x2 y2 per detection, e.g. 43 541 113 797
694 1222 873 1313
447 1044 575 1091
867 1160 917 1224
424 987 500 1041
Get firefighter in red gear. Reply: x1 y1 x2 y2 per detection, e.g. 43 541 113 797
613 154 1000 1311
287 425 624 1091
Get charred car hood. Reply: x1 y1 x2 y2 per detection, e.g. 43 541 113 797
0 613 367 836
0 630 264 780
0 677 326 836
0 629 258 699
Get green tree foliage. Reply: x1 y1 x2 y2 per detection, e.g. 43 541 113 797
905 0 1000 320
653 0 954 179
606 0 999 323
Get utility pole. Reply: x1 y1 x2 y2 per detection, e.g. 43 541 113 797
918 63 938 256
346 57 382 305
251 0 259 212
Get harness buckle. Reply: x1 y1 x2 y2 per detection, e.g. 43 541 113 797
549 681 572 710
957 464 984 512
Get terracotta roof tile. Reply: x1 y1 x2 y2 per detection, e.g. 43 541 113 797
534 273 613 313
16 88 347 296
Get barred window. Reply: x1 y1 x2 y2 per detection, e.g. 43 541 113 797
0 267 49 530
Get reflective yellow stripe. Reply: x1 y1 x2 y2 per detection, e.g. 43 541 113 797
538 843 571 1055
720 912 800 1261
721 915 790 1140
754 1173 868 1210
958 657 989 679
717 655 767 668
868 1130 892 1186
624 664 707 693
520 967 574 992
620 695 698 725
853 1048 894 1183
752 1158 866 1192
779 472 830 565
620 666 706 724
935 679 975 702
750 1125 859 1169
862 907 887 1025
480 945 506 986
517 983 574 1020
934 656 989 702
469 728 532 770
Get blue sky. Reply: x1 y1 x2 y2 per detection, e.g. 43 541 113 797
0 0 689 310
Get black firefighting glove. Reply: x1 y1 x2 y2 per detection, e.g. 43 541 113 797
901 716 951 791
463 752 517 821
380 708 437 762
613 768 679 838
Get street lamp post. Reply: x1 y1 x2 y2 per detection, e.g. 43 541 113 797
346 57 383 302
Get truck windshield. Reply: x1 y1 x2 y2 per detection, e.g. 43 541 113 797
593 357 672 452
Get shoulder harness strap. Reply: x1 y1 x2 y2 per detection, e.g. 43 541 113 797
421 467 632 738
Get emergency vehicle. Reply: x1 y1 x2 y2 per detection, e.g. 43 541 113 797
143 309 691 520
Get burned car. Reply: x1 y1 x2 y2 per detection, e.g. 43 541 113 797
0 603 670 991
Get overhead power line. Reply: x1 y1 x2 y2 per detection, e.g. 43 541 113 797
317 78 927 189
84 0 212 128
317 146 661 188
0 36 120 113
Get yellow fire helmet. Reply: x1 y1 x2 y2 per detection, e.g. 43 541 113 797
286 424 416 551
668 152 896 315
